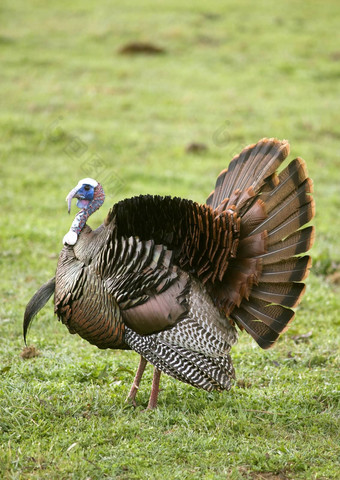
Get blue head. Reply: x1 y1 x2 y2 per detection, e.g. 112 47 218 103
66 178 98 213
74 183 95 209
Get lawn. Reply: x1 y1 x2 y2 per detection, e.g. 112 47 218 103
0 0 339 479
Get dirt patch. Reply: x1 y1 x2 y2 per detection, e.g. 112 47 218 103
237 466 292 479
186 142 208 154
20 345 41 359
328 270 340 285
118 42 166 55
250 473 289 480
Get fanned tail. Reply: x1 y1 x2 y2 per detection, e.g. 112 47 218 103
208 139 315 349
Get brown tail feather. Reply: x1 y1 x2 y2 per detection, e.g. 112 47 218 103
252 180 314 239
250 282 306 308
240 199 267 236
259 226 315 265
206 138 290 210
260 158 311 211
259 256 312 283
238 297 295 334
266 202 314 246
207 138 314 349
230 307 284 349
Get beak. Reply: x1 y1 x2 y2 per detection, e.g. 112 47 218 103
65 185 80 214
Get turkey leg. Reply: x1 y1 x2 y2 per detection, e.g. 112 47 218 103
126 355 148 407
147 368 161 409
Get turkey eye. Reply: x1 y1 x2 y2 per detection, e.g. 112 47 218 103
84 185 90 191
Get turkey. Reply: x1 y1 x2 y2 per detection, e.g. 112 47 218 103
24 138 315 409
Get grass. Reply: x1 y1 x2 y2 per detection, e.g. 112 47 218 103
0 0 340 478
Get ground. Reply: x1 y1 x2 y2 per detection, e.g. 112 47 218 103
0 0 339 479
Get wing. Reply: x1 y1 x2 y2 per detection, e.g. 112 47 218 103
105 195 241 284
93 234 190 335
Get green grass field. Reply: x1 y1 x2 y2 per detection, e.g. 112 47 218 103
1 1 339 478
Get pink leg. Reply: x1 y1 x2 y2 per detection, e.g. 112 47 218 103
126 356 148 407
147 368 162 410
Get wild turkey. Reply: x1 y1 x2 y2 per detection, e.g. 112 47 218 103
24 138 315 409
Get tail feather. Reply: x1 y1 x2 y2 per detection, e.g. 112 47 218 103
252 180 313 237
240 199 267 236
207 138 290 210
230 307 284 349
23 277 56 344
207 138 314 349
259 256 312 283
237 232 267 258
237 297 295 334
259 226 314 265
266 202 314 246
250 282 306 308
260 158 310 211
